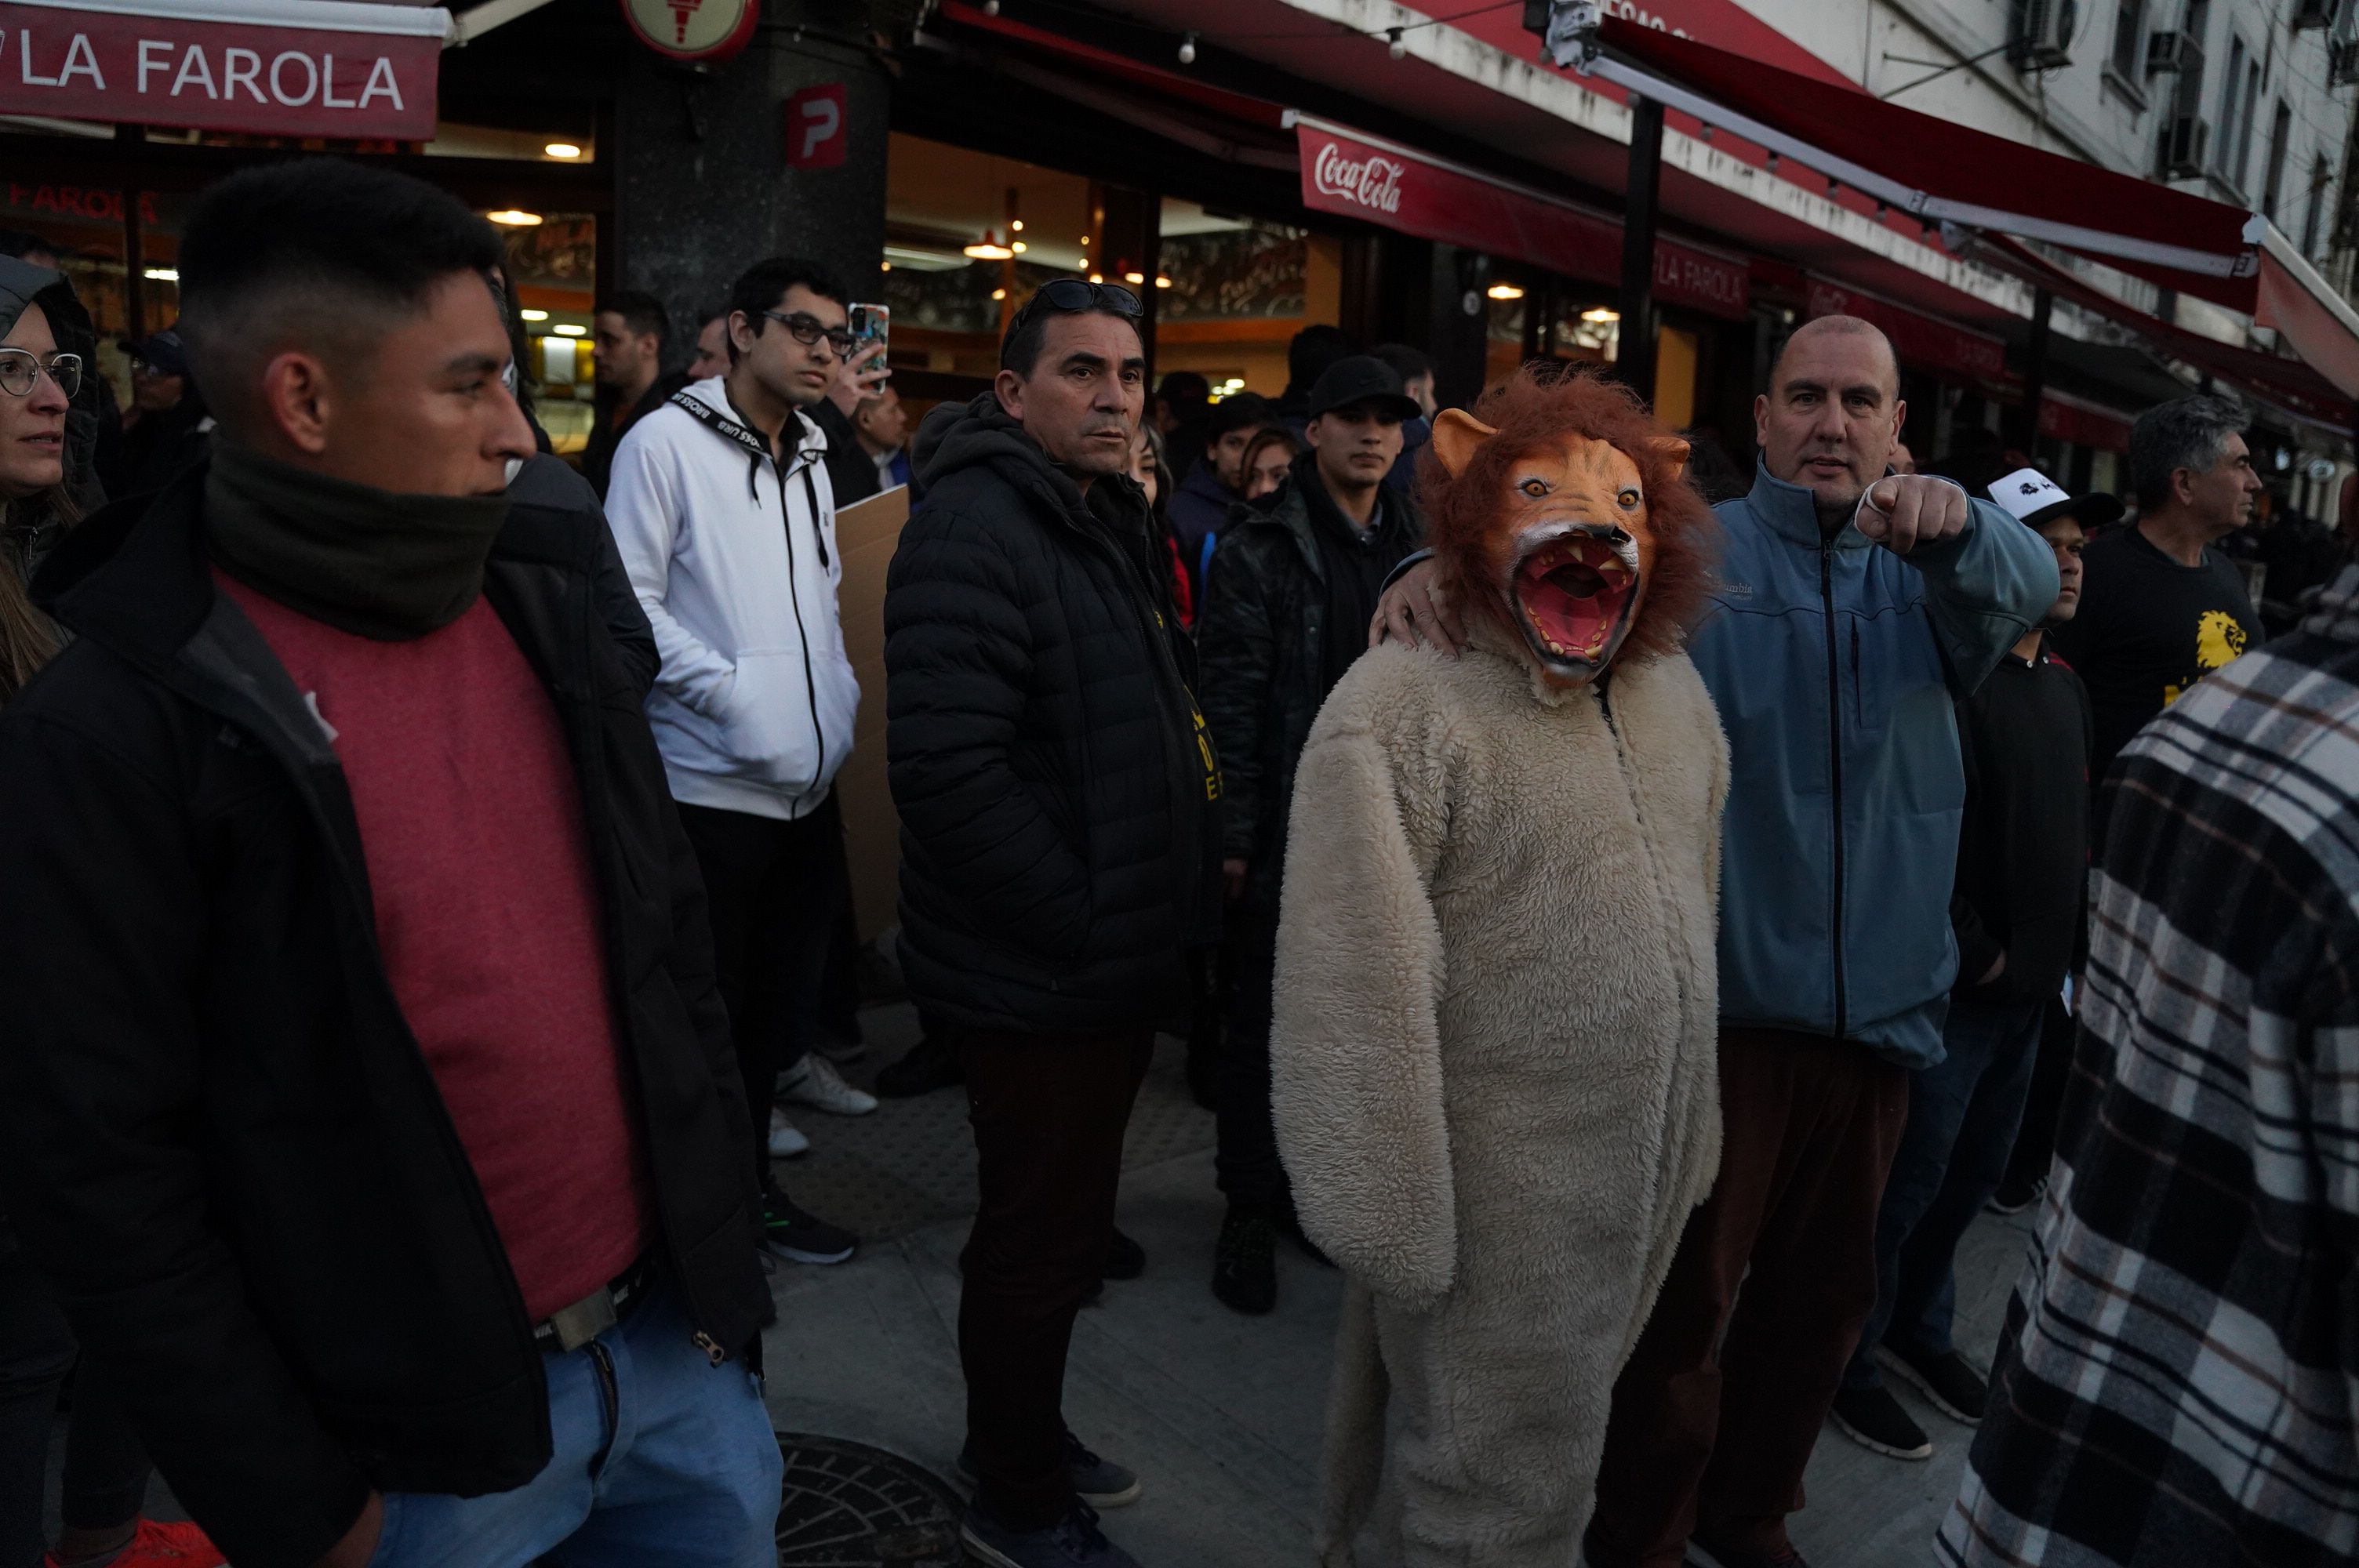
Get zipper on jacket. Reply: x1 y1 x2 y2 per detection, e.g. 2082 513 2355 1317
763 459 826 803
1821 544 1848 1041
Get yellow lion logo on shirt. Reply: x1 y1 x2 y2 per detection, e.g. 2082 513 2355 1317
2195 610 2248 672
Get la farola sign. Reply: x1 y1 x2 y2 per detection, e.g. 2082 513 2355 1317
1296 121 1751 321
0 0 446 140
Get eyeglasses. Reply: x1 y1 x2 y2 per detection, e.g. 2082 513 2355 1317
758 310 856 357
0 350 81 400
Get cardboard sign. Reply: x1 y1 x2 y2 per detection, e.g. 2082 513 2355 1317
0 0 445 139
831 483 910 944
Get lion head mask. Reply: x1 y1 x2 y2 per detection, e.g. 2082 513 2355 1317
1422 367 1718 690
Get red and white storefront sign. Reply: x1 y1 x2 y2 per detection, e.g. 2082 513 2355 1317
1803 278 2010 387
1294 118 1751 321
0 0 447 140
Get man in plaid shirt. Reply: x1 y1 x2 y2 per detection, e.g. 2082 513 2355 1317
1940 561 2359 1566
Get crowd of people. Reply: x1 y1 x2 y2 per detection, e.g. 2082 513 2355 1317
0 154 2350 1568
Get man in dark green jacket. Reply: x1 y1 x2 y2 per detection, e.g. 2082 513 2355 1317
1196 355 1425 1315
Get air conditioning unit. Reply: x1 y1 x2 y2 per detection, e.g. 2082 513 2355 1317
2145 29 2190 75
2008 0 2078 68
2334 39 2359 84
2294 0 2340 30
2161 115 2210 179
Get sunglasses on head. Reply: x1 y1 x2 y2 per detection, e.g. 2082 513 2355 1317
0 349 82 401
1006 279 1143 338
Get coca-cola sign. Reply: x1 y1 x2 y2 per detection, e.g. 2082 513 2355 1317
1311 140 1404 215
1293 118 1752 321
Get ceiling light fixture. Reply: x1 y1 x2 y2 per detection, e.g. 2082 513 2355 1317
142 267 178 282
1177 31 1197 64
485 209 543 227
991 287 1008 300
963 228 1015 260
552 323 587 336
1011 219 1024 232
1580 307 1620 323
1123 270 1145 284
543 142 583 159
520 308 549 321
1485 282 1525 300
1387 26 1406 58
1155 274 1173 288
1088 272 1103 283
1012 241 1028 252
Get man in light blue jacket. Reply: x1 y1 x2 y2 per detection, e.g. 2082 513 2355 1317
1374 316 2056 1568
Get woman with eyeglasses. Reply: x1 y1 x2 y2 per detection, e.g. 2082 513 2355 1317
0 258 225 1568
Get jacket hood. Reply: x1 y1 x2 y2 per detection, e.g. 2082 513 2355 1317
0 256 102 500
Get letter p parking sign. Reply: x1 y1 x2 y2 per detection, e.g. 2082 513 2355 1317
785 82 845 169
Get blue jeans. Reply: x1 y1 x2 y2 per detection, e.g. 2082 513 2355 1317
367 1282 781 1568
1842 994 2044 1389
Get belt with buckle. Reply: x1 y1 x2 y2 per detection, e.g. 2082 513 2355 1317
533 1252 657 1354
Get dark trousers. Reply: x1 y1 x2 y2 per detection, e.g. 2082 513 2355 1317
1212 920 1290 1214
1999 995 2076 1198
675 792 847 1192
958 1028 1154 1531
0 1243 151 1568
1587 1028 1908 1567
1844 996 2044 1389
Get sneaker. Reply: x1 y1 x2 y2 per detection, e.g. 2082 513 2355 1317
761 1193 856 1264
1211 1207 1278 1315
1687 1538 1811 1568
45 1519 227 1568
959 1502 1140 1568
1881 1344 1987 1425
956 1431 1142 1509
1827 1382 1932 1461
1986 1173 2047 1216
780 1054 878 1116
875 1034 964 1098
767 1106 810 1159
1103 1229 1146 1281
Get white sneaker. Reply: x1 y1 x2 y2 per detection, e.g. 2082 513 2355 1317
767 1106 810 1158
780 1054 878 1116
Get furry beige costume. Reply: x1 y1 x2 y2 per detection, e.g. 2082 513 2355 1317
1270 372 1728 1566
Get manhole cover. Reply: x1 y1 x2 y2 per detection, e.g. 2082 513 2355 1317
774 1432 965 1567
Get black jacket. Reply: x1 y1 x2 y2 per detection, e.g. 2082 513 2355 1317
806 394 882 509
582 370 686 498
1950 638 2093 1004
885 394 1220 1034
0 465 767 1568
1197 467 1423 924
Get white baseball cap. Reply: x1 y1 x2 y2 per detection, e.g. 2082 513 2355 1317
1986 466 2123 530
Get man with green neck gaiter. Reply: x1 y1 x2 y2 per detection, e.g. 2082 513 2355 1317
0 159 781 1568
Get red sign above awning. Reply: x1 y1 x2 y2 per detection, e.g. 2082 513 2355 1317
1291 116 1750 321
0 0 447 140
1804 276 2009 388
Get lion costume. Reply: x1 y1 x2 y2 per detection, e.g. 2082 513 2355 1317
1270 369 1730 1566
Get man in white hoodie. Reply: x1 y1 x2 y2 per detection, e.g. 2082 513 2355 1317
606 257 871 1266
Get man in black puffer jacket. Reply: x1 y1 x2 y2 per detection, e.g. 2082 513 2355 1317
885 281 1219 1568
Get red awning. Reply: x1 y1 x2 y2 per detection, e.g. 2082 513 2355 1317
1970 234 2352 430
935 2 1286 129
1581 17 2261 307
2039 391 2135 454
1290 114 1750 320
0 0 447 139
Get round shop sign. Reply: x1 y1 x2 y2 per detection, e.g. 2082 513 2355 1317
620 0 758 63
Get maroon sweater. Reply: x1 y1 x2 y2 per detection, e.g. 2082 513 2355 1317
219 572 652 1320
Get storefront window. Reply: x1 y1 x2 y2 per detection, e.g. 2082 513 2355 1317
0 181 194 408
1485 283 1527 387
496 212 597 454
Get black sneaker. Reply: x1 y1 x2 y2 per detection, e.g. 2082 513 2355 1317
1881 1344 1987 1425
1827 1383 1932 1461
1103 1229 1146 1281
960 1501 1140 1568
1986 1173 2046 1216
761 1194 856 1265
1211 1207 1277 1315
954 1435 1142 1510
875 1034 965 1098
1687 1537 1812 1568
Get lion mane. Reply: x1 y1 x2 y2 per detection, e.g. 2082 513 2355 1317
1417 365 1721 666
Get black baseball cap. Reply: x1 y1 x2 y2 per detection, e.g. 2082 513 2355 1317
122 328 187 377
1307 355 1421 423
